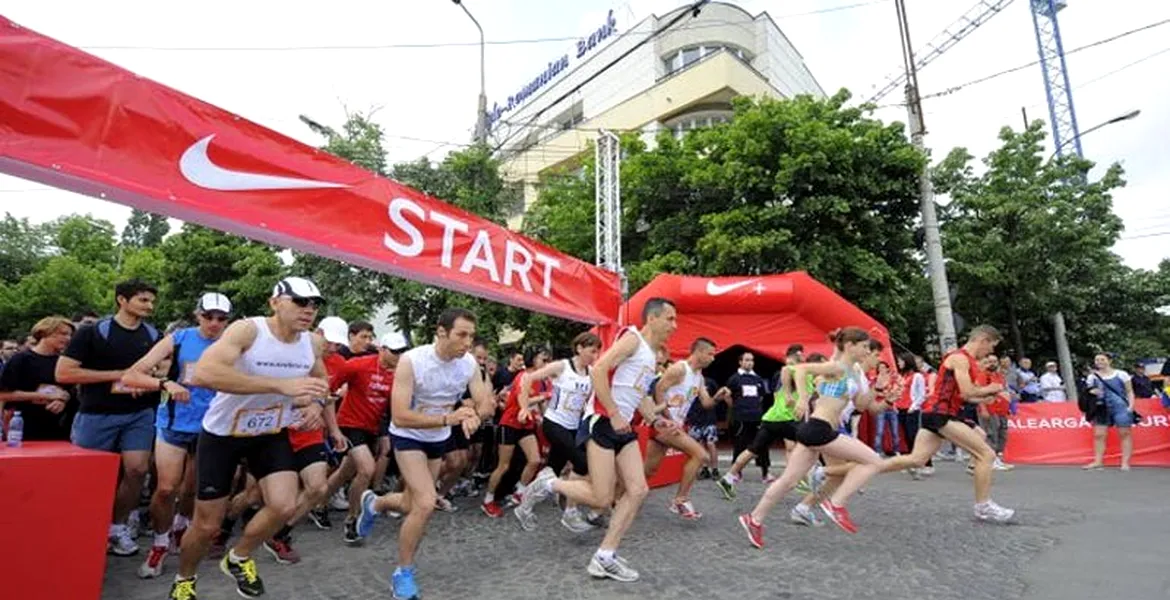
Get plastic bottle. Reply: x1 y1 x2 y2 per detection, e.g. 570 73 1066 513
6 411 23 447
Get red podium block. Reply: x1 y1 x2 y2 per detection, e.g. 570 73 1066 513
0 442 119 600
637 425 687 489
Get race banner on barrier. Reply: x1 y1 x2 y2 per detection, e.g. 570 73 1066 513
1003 398 1170 467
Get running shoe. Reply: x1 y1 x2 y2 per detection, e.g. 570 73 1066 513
974 500 1015 523
356 490 380 538
169 527 187 556
480 501 504 519
343 519 361 546
127 510 142 540
715 476 737 501
514 503 537 531
906 467 922 481
807 465 826 495
329 488 350 511
669 499 702 520
308 507 332 530
109 525 140 557
762 474 778 484
993 458 1015 471
819 499 859 534
392 565 420 600
138 544 168 578
263 537 301 565
789 504 825 527
519 467 557 511
698 466 711 480
168 577 198 600
738 513 765 549
710 468 721 479
435 496 457 512
560 509 593 533
920 465 936 476
587 554 639 582
504 491 523 508
220 553 265 598
584 510 608 528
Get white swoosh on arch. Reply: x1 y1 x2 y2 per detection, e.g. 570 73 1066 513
705 279 760 295
179 135 348 191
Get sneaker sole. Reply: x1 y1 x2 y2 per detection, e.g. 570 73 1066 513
818 502 858 534
738 515 764 549
357 491 378 538
262 544 297 565
586 561 639 582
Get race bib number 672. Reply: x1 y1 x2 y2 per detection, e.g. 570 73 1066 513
231 406 283 437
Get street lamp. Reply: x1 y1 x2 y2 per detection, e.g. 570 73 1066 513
452 0 488 144
1047 108 1140 401
1049 109 1140 161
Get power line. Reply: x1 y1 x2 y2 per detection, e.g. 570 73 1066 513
1120 230 1170 242
919 17 1170 100
75 3 887 52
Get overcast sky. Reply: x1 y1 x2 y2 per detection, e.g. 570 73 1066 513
3 0 1167 270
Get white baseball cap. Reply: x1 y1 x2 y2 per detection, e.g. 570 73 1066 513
317 316 349 345
272 276 323 300
196 292 232 314
379 331 410 353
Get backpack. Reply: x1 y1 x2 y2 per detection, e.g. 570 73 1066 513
96 316 160 344
1075 376 1099 415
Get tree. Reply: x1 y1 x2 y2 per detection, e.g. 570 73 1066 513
121 209 170 248
51 214 119 268
0 256 110 337
525 91 929 341
0 213 53 285
933 120 1138 363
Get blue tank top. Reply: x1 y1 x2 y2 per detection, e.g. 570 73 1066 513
156 327 218 433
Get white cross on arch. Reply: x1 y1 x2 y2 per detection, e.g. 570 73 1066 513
753 283 766 295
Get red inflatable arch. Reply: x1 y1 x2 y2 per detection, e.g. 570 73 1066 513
622 272 894 365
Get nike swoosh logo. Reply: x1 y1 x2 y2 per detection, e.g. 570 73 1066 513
706 279 760 295
179 135 348 191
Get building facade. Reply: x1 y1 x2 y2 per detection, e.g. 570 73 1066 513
491 2 826 227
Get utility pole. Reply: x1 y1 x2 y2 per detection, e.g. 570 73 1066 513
896 0 958 352
453 0 488 144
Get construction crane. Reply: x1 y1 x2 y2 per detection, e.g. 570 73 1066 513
867 0 1016 105
1030 0 1082 158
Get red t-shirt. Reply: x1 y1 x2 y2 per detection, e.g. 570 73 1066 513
288 351 346 451
895 373 915 410
499 369 550 430
985 372 1011 416
332 354 392 434
922 348 978 417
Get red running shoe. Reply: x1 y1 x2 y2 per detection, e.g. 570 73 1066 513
819 500 859 534
263 537 302 565
480 501 504 518
738 513 765 549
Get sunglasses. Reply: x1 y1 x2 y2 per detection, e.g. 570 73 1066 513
202 313 230 322
289 296 325 309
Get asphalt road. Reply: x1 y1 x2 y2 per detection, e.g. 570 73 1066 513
101 458 1170 600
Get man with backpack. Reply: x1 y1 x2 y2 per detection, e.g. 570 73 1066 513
56 279 163 557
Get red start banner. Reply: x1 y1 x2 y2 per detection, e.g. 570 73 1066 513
0 17 621 324
1004 398 1170 467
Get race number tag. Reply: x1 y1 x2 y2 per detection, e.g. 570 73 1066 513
180 362 197 385
742 385 758 397
111 381 135 394
230 406 283 437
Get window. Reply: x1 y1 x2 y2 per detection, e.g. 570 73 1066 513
666 112 732 139
662 44 753 76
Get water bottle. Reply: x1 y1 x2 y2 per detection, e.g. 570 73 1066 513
7 411 23 447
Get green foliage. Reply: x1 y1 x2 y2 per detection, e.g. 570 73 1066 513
121 209 170 248
525 91 927 340
933 120 1166 365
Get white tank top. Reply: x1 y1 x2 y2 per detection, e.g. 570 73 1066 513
202 317 315 437
664 360 704 423
544 358 593 430
388 343 478 443
588 327 657 421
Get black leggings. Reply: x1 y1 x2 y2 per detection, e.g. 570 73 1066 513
898 409 932 467
732 420 766 473
543 419 588 476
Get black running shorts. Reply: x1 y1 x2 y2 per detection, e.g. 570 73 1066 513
196 430 296 500
578 414 638 453
920 412 977 435
752 420 799 455
794 417 838 448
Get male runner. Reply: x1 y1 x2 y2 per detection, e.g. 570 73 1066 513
883 325 1016 523
169 277 330 600
516 297 679 582
121 293 232 578
646 337 726 519
325 331 408 545
354 308 495 600
717 349 822 501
